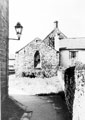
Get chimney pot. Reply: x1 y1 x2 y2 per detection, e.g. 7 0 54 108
54 21 58 28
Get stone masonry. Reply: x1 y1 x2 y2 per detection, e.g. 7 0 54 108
73 64 85 120
64 66 75 114
15 38 59 78
0 0 9 102
64 63 85 120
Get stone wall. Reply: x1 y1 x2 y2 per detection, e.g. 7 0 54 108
15 38 59 78
0 0 9 102
43 30 56 49
64 63 85 120
73 64 85 120
64 66 75 114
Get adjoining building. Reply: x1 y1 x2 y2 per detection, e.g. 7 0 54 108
59 38 85 68
43 21 85 68
0 0 9 102
0 0 9 119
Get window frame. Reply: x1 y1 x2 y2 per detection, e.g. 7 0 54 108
69 50 78 59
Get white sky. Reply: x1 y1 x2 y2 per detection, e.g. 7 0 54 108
9 0 85 58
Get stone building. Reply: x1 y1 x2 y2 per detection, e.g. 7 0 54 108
0 0 9 102
15 38 59 77
0 0 9 119
15 21 67 78
15 21 85 78
43 21 85 69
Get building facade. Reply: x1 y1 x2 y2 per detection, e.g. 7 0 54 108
15 38 59 78
15 21 85 77
59 38 85 68
0 0 9 102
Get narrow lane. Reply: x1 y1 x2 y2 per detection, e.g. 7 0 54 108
9 93 71 120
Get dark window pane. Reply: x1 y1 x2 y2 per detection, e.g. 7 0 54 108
34 51 40 68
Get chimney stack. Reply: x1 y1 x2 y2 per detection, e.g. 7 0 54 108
54 21 58 28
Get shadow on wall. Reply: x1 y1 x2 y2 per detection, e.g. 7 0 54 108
64 66 75 114
64 63 85 120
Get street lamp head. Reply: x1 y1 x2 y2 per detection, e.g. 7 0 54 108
15 22 23 40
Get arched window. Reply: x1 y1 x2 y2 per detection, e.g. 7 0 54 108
34 51 41 68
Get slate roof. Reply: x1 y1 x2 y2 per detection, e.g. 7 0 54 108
16 37 57 54
59 37 85 50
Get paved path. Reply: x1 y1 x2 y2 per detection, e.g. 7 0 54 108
9 94 71 120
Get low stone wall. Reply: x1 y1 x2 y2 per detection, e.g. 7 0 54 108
64 64 85 120
73 64 85 120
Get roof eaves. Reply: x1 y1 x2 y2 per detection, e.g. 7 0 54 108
43 29 55 41
59 47 85 51
16 38 42 53
58 30 67 39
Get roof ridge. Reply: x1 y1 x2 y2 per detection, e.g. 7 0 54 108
66 37 85 39
43 28 67 41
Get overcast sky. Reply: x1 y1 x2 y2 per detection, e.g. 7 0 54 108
9 0 85 58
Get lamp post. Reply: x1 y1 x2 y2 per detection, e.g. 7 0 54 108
9 22 23 40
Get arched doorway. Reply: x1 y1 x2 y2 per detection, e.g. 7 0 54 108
34 51 41 68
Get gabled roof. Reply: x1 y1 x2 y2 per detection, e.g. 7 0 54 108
59 37 85 50
16 37 57 54
43 27 67 41
16 37 42 53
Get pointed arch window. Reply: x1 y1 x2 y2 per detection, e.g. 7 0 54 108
34 51 41 68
